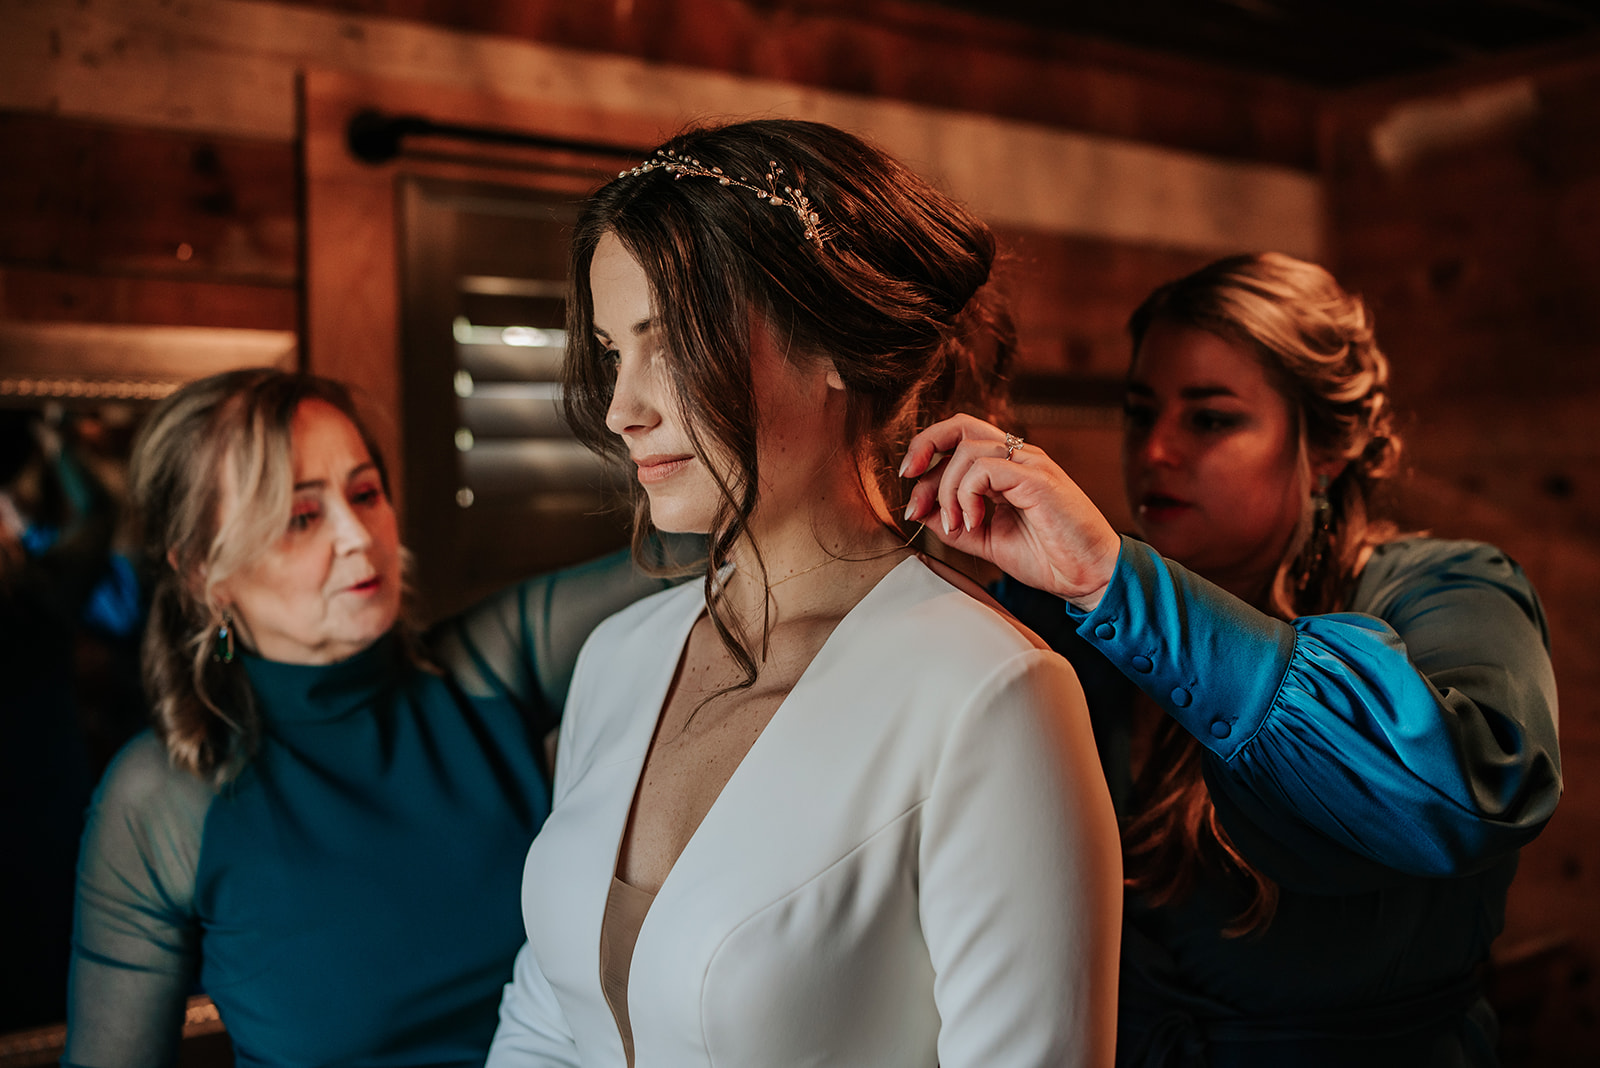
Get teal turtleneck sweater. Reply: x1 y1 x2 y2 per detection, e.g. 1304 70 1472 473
66 550 674 1068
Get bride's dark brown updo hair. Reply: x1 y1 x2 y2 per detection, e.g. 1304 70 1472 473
563 118 1013 690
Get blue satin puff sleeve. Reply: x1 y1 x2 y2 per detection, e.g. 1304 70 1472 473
1072 535 1560 892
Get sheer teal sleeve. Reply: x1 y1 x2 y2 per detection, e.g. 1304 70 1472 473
428 539 700 721
64 732 215 1068
1072 536 1560 891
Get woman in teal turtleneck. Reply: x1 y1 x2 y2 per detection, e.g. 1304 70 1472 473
65 370 670 1067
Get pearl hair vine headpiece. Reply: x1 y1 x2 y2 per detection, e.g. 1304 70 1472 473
618 148 829 250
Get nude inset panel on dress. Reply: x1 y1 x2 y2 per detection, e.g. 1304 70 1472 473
600 875 656 1068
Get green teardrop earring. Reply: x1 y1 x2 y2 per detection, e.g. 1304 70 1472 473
213 611 236 664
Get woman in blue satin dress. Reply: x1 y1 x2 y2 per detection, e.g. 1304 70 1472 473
901 252 1560 1067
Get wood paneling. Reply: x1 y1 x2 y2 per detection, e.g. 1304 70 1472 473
0 267 295 331
0 106 298 360
3 1 1326 258
1324 57 1600 542
0 111 296 283
278 0 1321 167
0 321 296 403
992 227 1212 380
1324 46 1600 1065
2 0 1320 165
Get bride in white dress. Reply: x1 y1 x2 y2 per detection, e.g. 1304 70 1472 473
488 118 1121 1068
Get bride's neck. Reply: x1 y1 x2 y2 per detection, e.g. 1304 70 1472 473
719 457 907 621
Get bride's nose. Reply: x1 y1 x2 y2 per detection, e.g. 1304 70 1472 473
605 349 662 437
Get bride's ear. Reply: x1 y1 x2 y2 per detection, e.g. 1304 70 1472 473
825 366 845 391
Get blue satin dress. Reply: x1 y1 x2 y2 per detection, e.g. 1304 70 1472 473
996 536 1561 1067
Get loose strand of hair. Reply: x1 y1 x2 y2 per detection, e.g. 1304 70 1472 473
1122 716 1281 936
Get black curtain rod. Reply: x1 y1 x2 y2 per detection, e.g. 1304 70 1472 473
345 108 646 166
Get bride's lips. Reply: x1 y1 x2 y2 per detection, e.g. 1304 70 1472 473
633 454 693 485
1138 493 1194 524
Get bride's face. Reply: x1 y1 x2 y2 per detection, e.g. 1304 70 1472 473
594 232 719 533
593 232 846 536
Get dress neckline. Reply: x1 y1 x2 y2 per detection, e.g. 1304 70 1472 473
610 554 934 896
239 632 402 723
601 876 656 1068
598 555 936 1061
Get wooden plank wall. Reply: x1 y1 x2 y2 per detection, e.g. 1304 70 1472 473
273 0 1322 168
0 112 297 332
0 0 1318 517
3 0 1595 1061
0 0 1321 297
1324 47 1600 1065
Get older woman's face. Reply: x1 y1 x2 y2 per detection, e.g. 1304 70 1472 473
214 399 402 664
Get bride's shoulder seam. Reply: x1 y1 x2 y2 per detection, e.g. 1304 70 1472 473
910 554 1050 653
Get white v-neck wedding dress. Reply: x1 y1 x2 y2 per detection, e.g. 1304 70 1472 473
488 556 1119 1067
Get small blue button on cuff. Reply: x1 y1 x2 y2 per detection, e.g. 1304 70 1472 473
1130 655 1153 673
1094 622 1116 641
1209 719 1231 739
1170 687 1192 707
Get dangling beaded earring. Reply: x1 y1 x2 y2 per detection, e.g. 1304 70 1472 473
213 611 236 664
1296 474 1332 594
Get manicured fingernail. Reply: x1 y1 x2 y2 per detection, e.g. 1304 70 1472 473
941 510 952 536
964 510 975 532
897 455 912 478
903 499 916 521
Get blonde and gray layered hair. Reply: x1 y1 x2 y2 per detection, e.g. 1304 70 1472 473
130 369 394 784
1121 252 1405 937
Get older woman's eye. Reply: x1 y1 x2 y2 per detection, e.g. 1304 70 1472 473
288 507 321 532
350 485 384 507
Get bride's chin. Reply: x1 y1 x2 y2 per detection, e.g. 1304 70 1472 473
644 499 715 536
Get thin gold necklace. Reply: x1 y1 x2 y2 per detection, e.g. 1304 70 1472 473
765 526 921 590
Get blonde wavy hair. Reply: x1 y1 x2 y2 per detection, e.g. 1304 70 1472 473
1121 252 1405 935
130 369 403 784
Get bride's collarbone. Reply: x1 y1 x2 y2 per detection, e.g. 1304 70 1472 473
693 604 843 675
659 649 802 739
